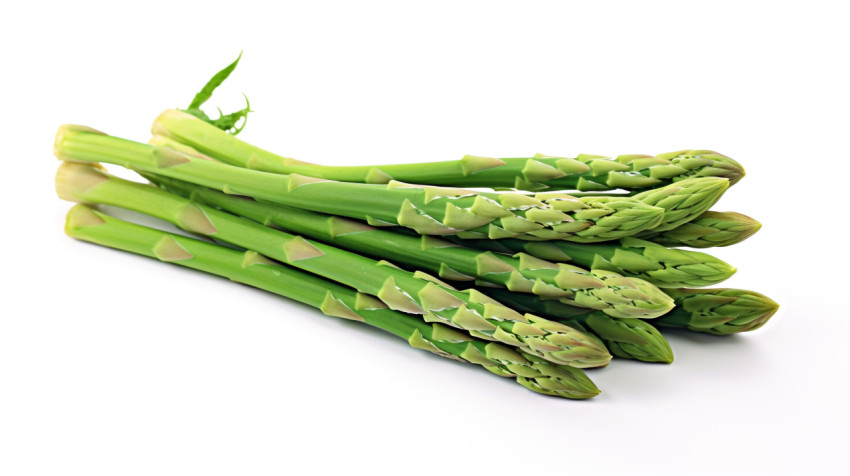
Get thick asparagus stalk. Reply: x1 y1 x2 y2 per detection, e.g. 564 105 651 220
56 162 611 368
450 236 736 288
652 288 779 335
479 289 674 363
56 125 664 242
145 174 674 319
64 204 599 399
154 109 744 192
648 211 762 248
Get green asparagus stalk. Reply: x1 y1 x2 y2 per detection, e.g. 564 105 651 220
652 288 779 335
647 211 762 248
450 236 736 288
56 162 611 368
143 173 675 319
154 108 744 192
56 125 665 242
161 56 744 194
477 289 674 363
64 204 600 399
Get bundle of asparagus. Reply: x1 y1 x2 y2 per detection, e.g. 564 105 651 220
53 57 777 399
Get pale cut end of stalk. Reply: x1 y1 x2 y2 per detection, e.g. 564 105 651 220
150 109 182 138
55 162 110 203
54 124 107 162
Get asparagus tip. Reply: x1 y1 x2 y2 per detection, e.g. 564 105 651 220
55 161 108 202
737 214 762 240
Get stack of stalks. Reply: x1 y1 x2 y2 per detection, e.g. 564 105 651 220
54 58 777 399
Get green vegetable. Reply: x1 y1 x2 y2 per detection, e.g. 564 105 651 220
157 93 744 193
145 173 675 319
652 288 779 335
647 211 762 248
477 289 674 363
56 125 665 242
448 236 736 288
64 204 600 399
56 162 612 368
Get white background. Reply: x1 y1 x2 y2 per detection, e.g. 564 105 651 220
1 1 848 474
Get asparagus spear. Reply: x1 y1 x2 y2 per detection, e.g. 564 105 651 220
154 109 744 192
56 125 665 242
56 162 611 368
63 204 600 399
652 288 779 335
477 289 674 363
161 56 744 194
647 211 762 248
449 236 736 288
152 130 668 243
143 173 674 319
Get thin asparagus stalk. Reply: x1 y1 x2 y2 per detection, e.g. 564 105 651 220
64 204 600 399
154 109 744 192
449 236 736 288
56 125 665 242
648 211 762 248
150 134 671 243
479 289 674 363
652 288 779 335
56 162 611 368
144 173 674 319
